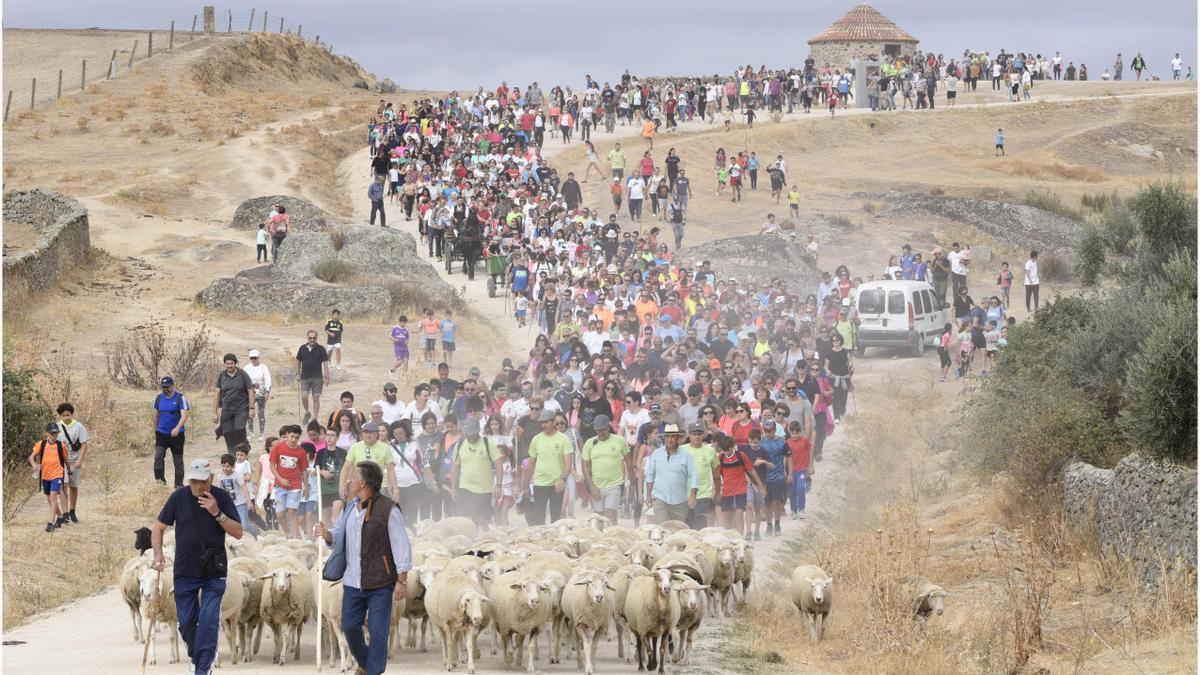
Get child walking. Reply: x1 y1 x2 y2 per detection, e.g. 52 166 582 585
997 262 1013 306
389 315 410 377
256 224 269 263
30 423 68 532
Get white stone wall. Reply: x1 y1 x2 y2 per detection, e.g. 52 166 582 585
809 41 917 71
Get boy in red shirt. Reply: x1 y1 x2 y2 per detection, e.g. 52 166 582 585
715 434 766 537
269 424 309 539
786 421 813 520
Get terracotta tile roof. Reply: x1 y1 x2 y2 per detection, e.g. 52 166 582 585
808 3 918 44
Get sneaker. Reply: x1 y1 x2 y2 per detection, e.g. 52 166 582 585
67 512 79 524
798 512 807 520
791 512 798 521
45 523 55 533
337 365 343 371
302 412 311 425
258 434 265 442
54 517 64 528
753 532 761 541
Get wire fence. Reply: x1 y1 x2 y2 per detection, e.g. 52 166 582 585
4 6 336 123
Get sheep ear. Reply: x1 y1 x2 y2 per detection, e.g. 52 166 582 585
260 573 273 580
509 583 523 590
606 584 617 591
573 581 589 586
697 585 709 590
538 583 551 591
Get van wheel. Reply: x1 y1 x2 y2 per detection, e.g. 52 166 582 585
911 336 926 358
854 344 866 358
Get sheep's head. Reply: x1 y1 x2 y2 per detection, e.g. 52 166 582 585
138 567 161 603
573 572 610 605
921 587 948 616
716 546 735 569
541 571 568 604
508 576 543 609
645 526 664 543
260 568 296 593
416 564 444 591
459 590 489 627
809 577 832 605
672 576 707 611
731 540 748 564
587 513 609 531
652 568 673 595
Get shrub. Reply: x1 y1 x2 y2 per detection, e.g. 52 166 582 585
1073 223 1106 287
1130 181 1197 276
826 214 853 228
314 259 354 283
1120 302 1197 461
1097 198 1138 255
2 365 51 521
1080 191 1118 212
1036 253 1069 281
104 324 215 390
329 228 347 252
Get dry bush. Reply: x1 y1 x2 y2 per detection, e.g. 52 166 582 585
1021 190 1083 221
329 228 347 252
313 259 354 283
75 116 89 132
1037 253 1070 281
148 119 176 136
826 214 854 229
104 323 216 390
107 181 190 214
862 202 877 214
929 186 945 196
998 159 1107 184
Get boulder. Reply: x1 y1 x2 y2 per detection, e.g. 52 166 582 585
230 195 332 232
883 191 1080 254
677 233 821 296
199 224 462 318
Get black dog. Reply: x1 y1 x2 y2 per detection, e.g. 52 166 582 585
133 527 153 555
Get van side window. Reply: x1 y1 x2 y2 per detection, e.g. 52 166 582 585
917 290 930 314
859 289 885 314
923 290 937 314
888 290 905 314
912 291 925 315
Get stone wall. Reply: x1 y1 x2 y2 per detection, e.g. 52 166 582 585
809 41 917 71
1064 454 1197 582
2 189 91 295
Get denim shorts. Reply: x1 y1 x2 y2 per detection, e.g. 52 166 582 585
300 500 318 515
273 487 303 510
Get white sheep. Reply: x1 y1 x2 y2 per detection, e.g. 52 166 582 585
585 513 610 531
525 553 574 665
733 540 755 602
258 564 314 664
671 575 708 664
426 572 490 674
658 519 690 534
487 571 552 673
790 564 834 641
228 557 267 661
561 569 614 675
636 524 665 544
310 567 353 674
120 556 149 643
690 540 735 617
610 565 650 664
625 541 665 570
218 569 248 665
138 564 179 665
623 567 681 675
902 576 949 620
227 536 261 559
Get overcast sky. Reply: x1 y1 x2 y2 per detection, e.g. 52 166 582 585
5 1 1197 88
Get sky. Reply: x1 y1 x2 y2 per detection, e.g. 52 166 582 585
4 1 1197 89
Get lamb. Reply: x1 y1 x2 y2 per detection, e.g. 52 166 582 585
218 569 248 665
610 565 650 663
120 556 150 643
902 576 949 620
138 564 180 665
671 576 708 665
789 564 834 642
258 565 315 664
486 571 551 673
623 567 681 674
426 572 490 674
133 527 153 555
561 569 614 675
733 540 755 602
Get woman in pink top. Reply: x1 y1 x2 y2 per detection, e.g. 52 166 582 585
640 152 654 181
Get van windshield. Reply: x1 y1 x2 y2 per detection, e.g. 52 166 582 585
858 289 885 314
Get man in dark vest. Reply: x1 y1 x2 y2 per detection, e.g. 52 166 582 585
316 461 412 675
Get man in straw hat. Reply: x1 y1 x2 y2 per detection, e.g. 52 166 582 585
643 423 698 524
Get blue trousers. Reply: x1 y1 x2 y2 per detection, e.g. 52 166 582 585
342 584 394 675
174 575 226 674
790 470 808 513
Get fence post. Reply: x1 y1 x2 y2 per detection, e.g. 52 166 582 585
279 16 284 32
227 9 232 32
262 11 268 32
191 15 198 40
5 90 12 121
30 78 36 110
248 9 255 31
169 21 174 50
298 25 302 38
57 69 63 100
148 32 153 57
108 49 117 78
315 35 320 45
81 60 86 90
204 6 215 34
128 39 138 67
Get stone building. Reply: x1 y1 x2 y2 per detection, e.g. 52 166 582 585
808 3 919 69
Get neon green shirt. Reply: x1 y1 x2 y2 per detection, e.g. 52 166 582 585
683 443 719 499
528 432 573 487
581 434 630 489
452 436 500 495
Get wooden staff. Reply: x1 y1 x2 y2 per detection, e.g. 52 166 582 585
315 462 323 671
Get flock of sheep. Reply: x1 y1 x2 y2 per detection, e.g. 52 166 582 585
120 514 948 673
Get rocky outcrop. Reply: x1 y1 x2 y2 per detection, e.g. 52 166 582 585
229 195 332 232
1064 454 1197 583
2 189 91 295
199 225 461 318
678 233 821 296
883 190 1081 254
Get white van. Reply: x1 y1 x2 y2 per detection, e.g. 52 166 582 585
854 280 949 357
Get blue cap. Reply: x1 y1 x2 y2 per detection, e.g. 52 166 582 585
160 376 175 387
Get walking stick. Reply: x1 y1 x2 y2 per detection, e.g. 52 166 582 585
315 466 323 672
140 568 162 675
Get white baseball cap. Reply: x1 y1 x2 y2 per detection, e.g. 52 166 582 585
185 458 214 482
248 349 261 358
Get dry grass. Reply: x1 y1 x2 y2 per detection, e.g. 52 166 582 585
282 101 377 217
105 180 191 215
996 158 1108 183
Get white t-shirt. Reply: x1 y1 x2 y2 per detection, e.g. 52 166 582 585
217 470 248 506
948 250 968 276
1172 57 1183 71
373 398 408 425
619 408 651 445
1025 259 1039 285
391 442 424 488
627 177 645 200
